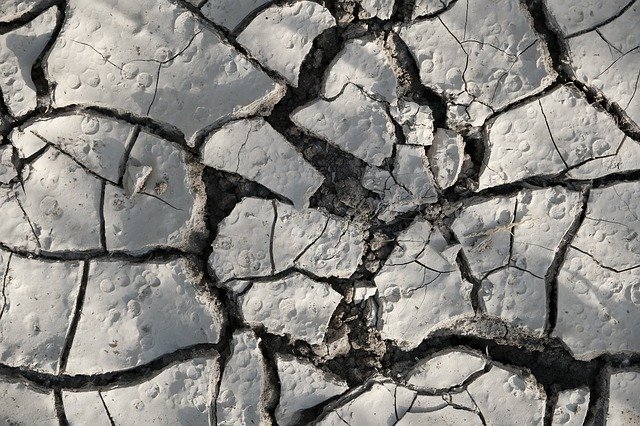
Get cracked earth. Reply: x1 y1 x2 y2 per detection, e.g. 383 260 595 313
0 0 639 424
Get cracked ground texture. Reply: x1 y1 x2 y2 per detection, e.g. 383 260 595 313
0 0 639 424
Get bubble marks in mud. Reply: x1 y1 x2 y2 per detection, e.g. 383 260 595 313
397 0 556 127
210 197 365 282
217 330 270 426
480 85 639 189
239 273 342 346
201 118 324 209
46 0 284 142
375 219 473 349
0 7 57 117
554 181 640 359
559 3 640 126
452 186 582 334
292 83 397 167
237 2 335 87
275 354 348 426
63 357 219 424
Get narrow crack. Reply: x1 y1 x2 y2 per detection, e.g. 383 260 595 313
564 0 637 39
0 343 221 391
69 40 124 71
98 180 107 251
118 125 141 185
455 246 485 314
234 127 253 174
543 186 590 336
98 391 117 426
30 131 118 184
58 260 90 374
335 411 351 425
506 198 519 267
626 68 640 110
139 191 183 211
410 0 459 21
0 0 58 34
538 99 570 170
595 29 623 55
14 193 42 249
293 216 331 264
392 384 400 420
269 199 278 275
612 183 640 222
54 388 69 426
0 253 13 323
594 45 639 79
568 244 640 274
146 63 163 116
31 2 66 111
466 390 487 425
543 387 560 426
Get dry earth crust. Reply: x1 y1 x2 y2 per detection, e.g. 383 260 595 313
0 0 639 424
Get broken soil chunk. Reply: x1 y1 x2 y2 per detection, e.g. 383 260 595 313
13 113 136 183
201 118 324 209
375 219 473 349
64 357 219 425
564 4 640 126
322 37 398 103
0 255 81 373
276 354 348 426
104 132 206 254
292 83 396 166
217 330 270 426
64 259 222 374
239 273 342 345
404 349 486 391
362 146 439 223
0 7 56 117
481 85 637 189
452 187 582 333
398 0 556 127
237 2 335 87
0 382 56 425
390 100 435 146
210 197 365 282
46 0 284 142
428 128 465 189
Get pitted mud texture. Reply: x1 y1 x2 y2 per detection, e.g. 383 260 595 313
0 0 639 424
